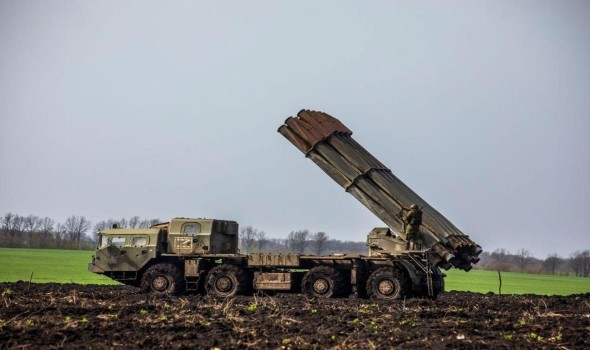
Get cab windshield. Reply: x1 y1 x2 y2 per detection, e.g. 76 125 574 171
98 234 109 249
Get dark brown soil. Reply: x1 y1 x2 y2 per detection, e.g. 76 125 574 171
1 282 588 349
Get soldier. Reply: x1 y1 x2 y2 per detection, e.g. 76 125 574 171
401 204 422 250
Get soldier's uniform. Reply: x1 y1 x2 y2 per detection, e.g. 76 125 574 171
403 205 422 249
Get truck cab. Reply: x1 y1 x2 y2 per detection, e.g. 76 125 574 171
89 218 239 284
163 218 239 255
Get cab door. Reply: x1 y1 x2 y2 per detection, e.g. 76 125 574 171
174 222 206 254
121 235 153 270
94 235 127 271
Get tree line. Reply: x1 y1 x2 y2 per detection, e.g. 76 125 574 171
2 212 588 277
238 226 365 256
0 212 366 255
477 248 590 277
0 212 160 250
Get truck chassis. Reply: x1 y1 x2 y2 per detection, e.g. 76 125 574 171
90 249 444 299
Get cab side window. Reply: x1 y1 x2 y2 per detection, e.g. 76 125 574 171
132 236 148 247
110 236 126 247
99 235 109 249
182 223 201 235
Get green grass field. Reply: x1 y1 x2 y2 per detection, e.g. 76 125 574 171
445 268 590 295
0 248 118 285
1 248 589 295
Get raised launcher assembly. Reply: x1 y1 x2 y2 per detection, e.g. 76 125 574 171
278 110 482 271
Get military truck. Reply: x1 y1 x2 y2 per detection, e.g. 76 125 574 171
89 110 481 299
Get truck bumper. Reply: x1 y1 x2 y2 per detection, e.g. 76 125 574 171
88 263 105 274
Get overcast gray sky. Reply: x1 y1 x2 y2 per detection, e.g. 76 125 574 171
1 1 588 259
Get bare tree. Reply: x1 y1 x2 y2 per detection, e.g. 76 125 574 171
288 229 309 254
63 215 91 249
118 217 128 229
267 238 290 252
582 250 590 277
516 248 532 272
2 214 24 241
12 215 24 234
136 218 161 228
23 215 41 247
310 231 329 255
93 221 110 233
543 253 563 275
569 250 590 277
40 217 54 248
54 223 66 249
2 213 19 237
239 226 259 253
128 216 140 228
1 214 24 247
257 230 268 251
23 215 41 233
0 213 12 247
491 248 510 263
489 248 511 271
96 217 152 232
1 213 13 233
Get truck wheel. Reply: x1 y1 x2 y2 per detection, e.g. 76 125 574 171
301 266 345 298
366 267 410 300
205 264 250 298
432 269 445 300
141 263 185 296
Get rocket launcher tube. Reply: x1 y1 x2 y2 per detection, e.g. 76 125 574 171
279 110 482 271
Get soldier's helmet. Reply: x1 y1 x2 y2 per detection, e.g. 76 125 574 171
410 204 419 210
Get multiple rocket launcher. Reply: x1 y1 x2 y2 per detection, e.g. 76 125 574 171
278 110 482 271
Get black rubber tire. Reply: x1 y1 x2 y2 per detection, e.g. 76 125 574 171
140 263 185 296
205 264 251 298
432 270 445 300
366 267 410 300
301 266 346 298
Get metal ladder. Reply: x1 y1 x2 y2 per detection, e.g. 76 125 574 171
408 252 434 297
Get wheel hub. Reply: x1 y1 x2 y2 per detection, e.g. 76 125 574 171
378 279 395 295
152 275 169 291
215 276 233 292
312 278 329 294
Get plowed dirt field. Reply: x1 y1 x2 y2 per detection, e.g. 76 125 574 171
1 282 588 349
